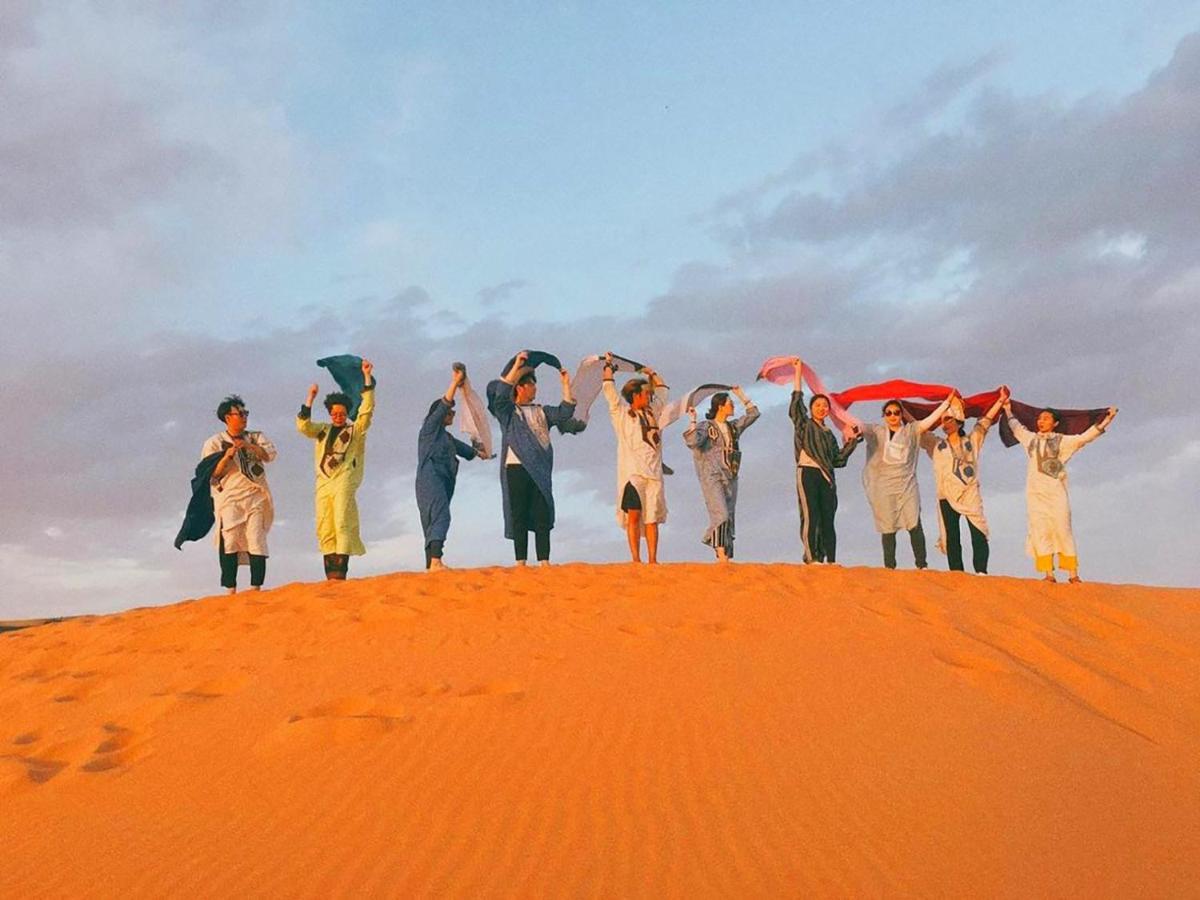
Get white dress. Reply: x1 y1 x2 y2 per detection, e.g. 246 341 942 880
201 430 277 557
860 397 950 533
1007 416 1104 564
603 380 668 527
927 417 993 551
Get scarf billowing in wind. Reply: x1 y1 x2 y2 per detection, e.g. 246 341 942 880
830 380 1110 447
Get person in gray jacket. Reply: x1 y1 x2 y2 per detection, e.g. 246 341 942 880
682 387 760 562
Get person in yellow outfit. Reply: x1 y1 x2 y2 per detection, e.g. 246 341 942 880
296 359 375 580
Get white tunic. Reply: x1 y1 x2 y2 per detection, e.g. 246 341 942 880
603 380 668 526
927 417 993 548
1007 416 1104 560
201 430 277 557
860 397 950 533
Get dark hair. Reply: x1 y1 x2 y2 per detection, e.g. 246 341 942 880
809 393 830 411
882 399 904 416
324 391 352 413
1040 408 1063 431
621 378 648 403
217 394 246 421
706 392 730 420
516 371 537 387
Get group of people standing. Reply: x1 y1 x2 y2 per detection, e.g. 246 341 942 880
180 350 1116 593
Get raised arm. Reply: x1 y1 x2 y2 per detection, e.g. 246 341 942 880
1061 407 1117 453
296 383 324 439
788 358 809 427
731 386 760 431
355 360 376 433
602 352 621 413
682 407 711 450
559 366 574 405
486 377 516 428
1002 397 1035 449
917 393 955 433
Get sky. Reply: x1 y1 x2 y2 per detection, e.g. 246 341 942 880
2 0 1199 618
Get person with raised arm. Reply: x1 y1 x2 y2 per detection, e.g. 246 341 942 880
296 359 375 580
789 357 861 564
601 351 668 563
202 395 277 593
927 386 1007 574
487 350 583 566
858 393 955 570
416 365 489 571
683 386 760 563
1003 399 1117 583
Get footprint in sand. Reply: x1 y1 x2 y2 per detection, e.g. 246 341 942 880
178 674 250 700
457 680 526 700
258 696 412 752
80 723 150 773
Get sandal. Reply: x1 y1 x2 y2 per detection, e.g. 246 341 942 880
1042 574 1056 583
1068 576 1082 584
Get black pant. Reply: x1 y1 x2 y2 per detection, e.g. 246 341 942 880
798 467 838 563
882 523 928 569
323 553 350 579
939 499 989 573
424 539 444 569
218 537 265 589
506 465 552 561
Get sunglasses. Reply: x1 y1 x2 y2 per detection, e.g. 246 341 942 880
884 409 902 417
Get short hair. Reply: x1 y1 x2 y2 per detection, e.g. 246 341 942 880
516 371 537 387
324 391 352 414
1040 408 1063 430
621 378 648 403
882 399 903 415
809 393 830 411
706 392 730 420
217 394 246 422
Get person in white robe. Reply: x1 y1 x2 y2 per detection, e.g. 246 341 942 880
859 394 954 569
1003 400 1117 582
926 389 1007 573
602 352 668 564
202 395 277 593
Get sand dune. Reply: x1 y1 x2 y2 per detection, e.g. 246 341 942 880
1 564 1198 898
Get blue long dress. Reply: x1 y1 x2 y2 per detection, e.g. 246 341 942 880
416 398 478 551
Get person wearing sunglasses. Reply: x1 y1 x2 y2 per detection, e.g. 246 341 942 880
202 395 277 593
1003 399 1118 583
297 359 375 580
857 393 955 570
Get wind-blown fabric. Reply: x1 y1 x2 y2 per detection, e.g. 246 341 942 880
500 350 563 378
174 452 224 549
602 379 667 528
450 365 493 459
832 380 1109 448
569 353 646 424
756 358 862 436
659 384 734 430
317 355 374 421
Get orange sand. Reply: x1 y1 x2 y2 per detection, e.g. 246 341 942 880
2 564 1198 897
